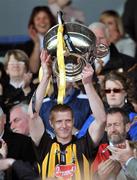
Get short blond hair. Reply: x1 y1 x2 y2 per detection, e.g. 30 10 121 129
49 104 73 122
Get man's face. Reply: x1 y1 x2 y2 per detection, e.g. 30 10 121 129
50 111 73 143
10 107 29 136
91 28 110 47
106 112 126 145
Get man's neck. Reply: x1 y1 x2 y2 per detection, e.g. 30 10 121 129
56 136 72 145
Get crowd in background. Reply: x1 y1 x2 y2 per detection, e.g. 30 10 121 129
0 0 137 179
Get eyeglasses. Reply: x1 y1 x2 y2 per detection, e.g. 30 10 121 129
8 61 25 66
105 88 124 94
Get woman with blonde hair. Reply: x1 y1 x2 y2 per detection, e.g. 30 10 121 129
100 10 136 57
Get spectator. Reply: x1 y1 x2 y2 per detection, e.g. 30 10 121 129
0 158 40 180
101 71 137 140
100 10 136 57
92 108 132 180
88 22 136 80
101 71 134 112
9 103 30 136
84 71 137 143
108 140 137 180
0 106 36 178
25 6 56 74
3 49 36 114
0 106 35 162
0 138 39 179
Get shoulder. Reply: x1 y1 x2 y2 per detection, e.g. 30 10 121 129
120 53 135 62
116 36 135 46
77 93 88 99
3 130 32 144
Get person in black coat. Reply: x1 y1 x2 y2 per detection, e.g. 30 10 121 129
2 129 35 163
2 49 37 115
0 107 36 179
100 43 136 75
0 107 35 162
88 22 136 77
0 159 39 180
0 139 39 180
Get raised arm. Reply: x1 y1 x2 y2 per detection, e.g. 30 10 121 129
32 50 52 113
82 64 106 146
28 50 52 145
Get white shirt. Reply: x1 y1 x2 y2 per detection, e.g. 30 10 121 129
94 51 110 70
38 33 44 50
10 80 24 89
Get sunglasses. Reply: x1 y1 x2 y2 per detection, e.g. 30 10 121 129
105 88 124 94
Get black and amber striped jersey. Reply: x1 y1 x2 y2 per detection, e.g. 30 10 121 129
35 131 98 180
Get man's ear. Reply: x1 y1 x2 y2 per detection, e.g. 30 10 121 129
49 119 54 128
126 123 130 132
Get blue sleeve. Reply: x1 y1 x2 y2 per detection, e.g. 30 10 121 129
76 115 95 139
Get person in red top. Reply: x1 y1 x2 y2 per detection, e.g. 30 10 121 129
92 107 131 180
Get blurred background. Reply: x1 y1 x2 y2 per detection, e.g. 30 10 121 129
0 0 125 36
